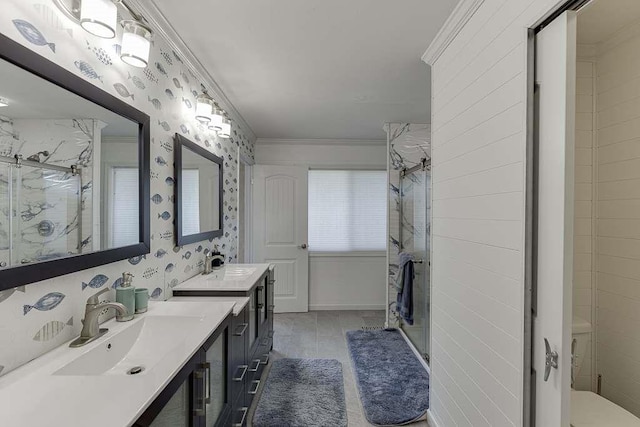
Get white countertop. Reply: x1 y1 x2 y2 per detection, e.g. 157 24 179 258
170 296 250 315
173 263 270 292
0 300 235 427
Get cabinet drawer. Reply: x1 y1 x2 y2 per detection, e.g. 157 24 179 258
230 397 248 427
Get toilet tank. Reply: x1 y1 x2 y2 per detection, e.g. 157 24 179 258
572 316 592 382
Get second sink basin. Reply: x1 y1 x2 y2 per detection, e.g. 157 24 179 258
55 315 202 376
207 266 256 281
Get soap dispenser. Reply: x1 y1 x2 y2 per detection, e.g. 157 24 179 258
115 272 135 322
211 244 225 269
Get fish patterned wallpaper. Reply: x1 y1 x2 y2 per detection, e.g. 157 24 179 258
0 1 255 377
387 124 431 329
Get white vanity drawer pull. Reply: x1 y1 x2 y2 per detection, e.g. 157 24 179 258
260 354 269 365
233 365 248 382
232 407 248 427
249 380 260 395
234 323 248 336
248 359 260 372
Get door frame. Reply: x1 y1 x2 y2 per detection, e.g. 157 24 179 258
525 1 593 426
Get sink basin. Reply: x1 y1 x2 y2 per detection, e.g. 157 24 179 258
55 315 203 376
207 266 256 281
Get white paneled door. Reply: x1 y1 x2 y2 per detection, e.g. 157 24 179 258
252 165 309 313
534 11 576 427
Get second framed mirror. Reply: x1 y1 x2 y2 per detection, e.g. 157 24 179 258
174 134 223 246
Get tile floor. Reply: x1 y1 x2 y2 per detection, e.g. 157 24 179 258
247 310 429 427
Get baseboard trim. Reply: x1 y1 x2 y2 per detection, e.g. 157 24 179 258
308 304 386 311
427 409 440 427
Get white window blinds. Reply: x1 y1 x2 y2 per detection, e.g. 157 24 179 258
181 169 200 235
308 170 386 252
110 167 139 247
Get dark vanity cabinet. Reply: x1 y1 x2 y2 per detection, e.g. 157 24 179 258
133 315 232 427
173 265 275 426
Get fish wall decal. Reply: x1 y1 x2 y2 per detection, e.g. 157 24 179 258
33 317 73 342
128 255 146 265
113 83 134 100
158 211 171 220
151 288 162 298
158 121 171 132
148 96 162 110
127 72 145 90
81 274 108 290
74 60 103 82
154 249 167 258
12 19 55 52
24 292 65 315
151 194 163 204
165 263 175 273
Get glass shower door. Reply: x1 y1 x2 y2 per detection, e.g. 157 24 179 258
400 168 430 362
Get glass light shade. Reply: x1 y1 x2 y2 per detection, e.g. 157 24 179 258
218 118 231 138
195 93 214 123
121 21 152 68
208 108 224 131
80 0 117 39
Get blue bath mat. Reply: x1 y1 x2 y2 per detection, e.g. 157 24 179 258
346 329 429 425
253 358 347 427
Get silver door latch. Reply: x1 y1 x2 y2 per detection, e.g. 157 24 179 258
544 337 558 382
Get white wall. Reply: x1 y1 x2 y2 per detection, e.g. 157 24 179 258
255 139 387 310
594 24 640 417
573 57 595 391
423 0 569 426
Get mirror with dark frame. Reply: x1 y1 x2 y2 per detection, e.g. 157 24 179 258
174 133 223 246
0 34 150 291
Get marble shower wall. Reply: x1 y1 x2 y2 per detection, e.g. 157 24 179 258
386 123 430 325
0 2 255 377
0 118 97 267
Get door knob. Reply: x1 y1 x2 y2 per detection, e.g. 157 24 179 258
299 243 308 249
544 337 559 382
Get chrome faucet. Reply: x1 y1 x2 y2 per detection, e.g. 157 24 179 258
69 288 128 348
203 252 213 275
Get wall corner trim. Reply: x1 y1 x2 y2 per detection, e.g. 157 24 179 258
126 0 256 143
421 0 485 66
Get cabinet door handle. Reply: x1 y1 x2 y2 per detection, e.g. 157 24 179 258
249 380 260 395
202 362 211 404
232 407 248 427
194 369 207 416
260 354 270 365
234 323 248 336
233 365 248 382
248 359 260 372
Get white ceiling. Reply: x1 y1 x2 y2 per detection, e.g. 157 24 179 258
578 0 640 44
151 0 458 140
0 57 137 137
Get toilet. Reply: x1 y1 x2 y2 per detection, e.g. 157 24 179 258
571 316 640 426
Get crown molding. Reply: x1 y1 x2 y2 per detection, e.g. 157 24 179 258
126 0 256 142
421 0 485 66
256 138 386 147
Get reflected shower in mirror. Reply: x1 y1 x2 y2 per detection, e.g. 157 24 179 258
175 134 222 246
0 56 139 268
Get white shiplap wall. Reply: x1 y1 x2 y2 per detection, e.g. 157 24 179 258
573 58 594 391
424 0 569 426
596 26 640 417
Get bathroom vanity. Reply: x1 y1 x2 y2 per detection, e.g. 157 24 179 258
172 263 275 426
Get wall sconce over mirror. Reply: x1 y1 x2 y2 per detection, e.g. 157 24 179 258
52 0 153 68
195 88 231 139
0 33 150 291
174 134 223 246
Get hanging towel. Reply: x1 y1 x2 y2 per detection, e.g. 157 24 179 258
397 256 414 325
394 252 414 292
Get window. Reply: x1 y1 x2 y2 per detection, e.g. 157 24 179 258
181 169 200 235
109 167 139 247
308 170 386 252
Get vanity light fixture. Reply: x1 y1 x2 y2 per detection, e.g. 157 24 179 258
0 98 8 107
120 20 153 68
208 107 224 132
54 0 153 68
80 0 118 38
195 91 215 123
218 117 231 139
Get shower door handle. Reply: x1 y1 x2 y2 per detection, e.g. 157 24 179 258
544 337 558 382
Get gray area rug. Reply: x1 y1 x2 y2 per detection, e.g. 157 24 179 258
346 329 429 426
253 358 347 427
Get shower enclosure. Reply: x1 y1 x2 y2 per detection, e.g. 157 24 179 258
0 155 82 267
398 159 431 362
